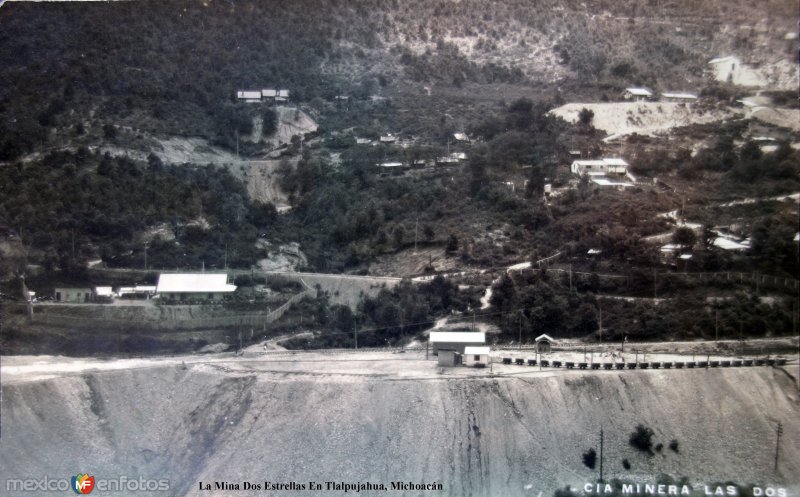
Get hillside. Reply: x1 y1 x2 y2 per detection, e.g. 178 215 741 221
1 0 797 162
2 354 798 497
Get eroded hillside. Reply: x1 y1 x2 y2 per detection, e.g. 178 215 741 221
1 356 798 497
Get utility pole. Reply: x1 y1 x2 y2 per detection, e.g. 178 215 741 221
715 309 719 342
599 428 605 482
569 264 573 293
144 243 148 270
354 323 358 349
598 299 603 344
653 267 657 299
774 422 783 474
518 313 523 351
414 217 419 253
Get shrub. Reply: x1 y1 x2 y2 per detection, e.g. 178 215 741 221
582 448 597 469
629 424 655 454
669 439 679 453
622 459 631 470
655 442 663 452
554 486 579 497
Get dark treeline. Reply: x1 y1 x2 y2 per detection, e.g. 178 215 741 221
0 0 526 159
280 276 474 349
488 268 797 343
0 149 281 274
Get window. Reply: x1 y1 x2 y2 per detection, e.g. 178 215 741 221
474 355 481 361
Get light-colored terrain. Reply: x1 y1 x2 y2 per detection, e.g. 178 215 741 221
264 106 318 147
550 102 741 138
244 159 295 208
99 136 240 166
267 272 402 309
1 351 798 497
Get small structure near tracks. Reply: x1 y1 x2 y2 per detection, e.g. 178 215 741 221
535 334 555 353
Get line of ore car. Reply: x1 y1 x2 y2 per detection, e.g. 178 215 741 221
501 357 787 368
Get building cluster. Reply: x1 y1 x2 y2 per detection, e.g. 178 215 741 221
236 89 290 103
430 332 557 367
623 88 698 102
570 157 635 189
50 273 237 304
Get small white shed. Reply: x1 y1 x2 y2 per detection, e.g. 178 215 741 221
463 346 490 367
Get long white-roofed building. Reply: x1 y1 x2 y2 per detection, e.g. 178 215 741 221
429 331 486 354
156 273 237 302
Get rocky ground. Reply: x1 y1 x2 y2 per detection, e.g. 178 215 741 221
1 348 798 497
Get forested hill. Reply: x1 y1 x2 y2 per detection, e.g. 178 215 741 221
1 0 795 160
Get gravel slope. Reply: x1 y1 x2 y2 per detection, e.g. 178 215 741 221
1 364 798 497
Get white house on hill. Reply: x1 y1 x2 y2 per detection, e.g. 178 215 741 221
570 158 629 176
237 90 262 102
156 273 237 302
624 88 653 101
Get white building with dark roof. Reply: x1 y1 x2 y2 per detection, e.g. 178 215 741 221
156 273 237 302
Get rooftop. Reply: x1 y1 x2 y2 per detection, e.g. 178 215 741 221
625 88 653 97
662 92 698 100
156 273 237 293
430 331 486 343
572 158 629 167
